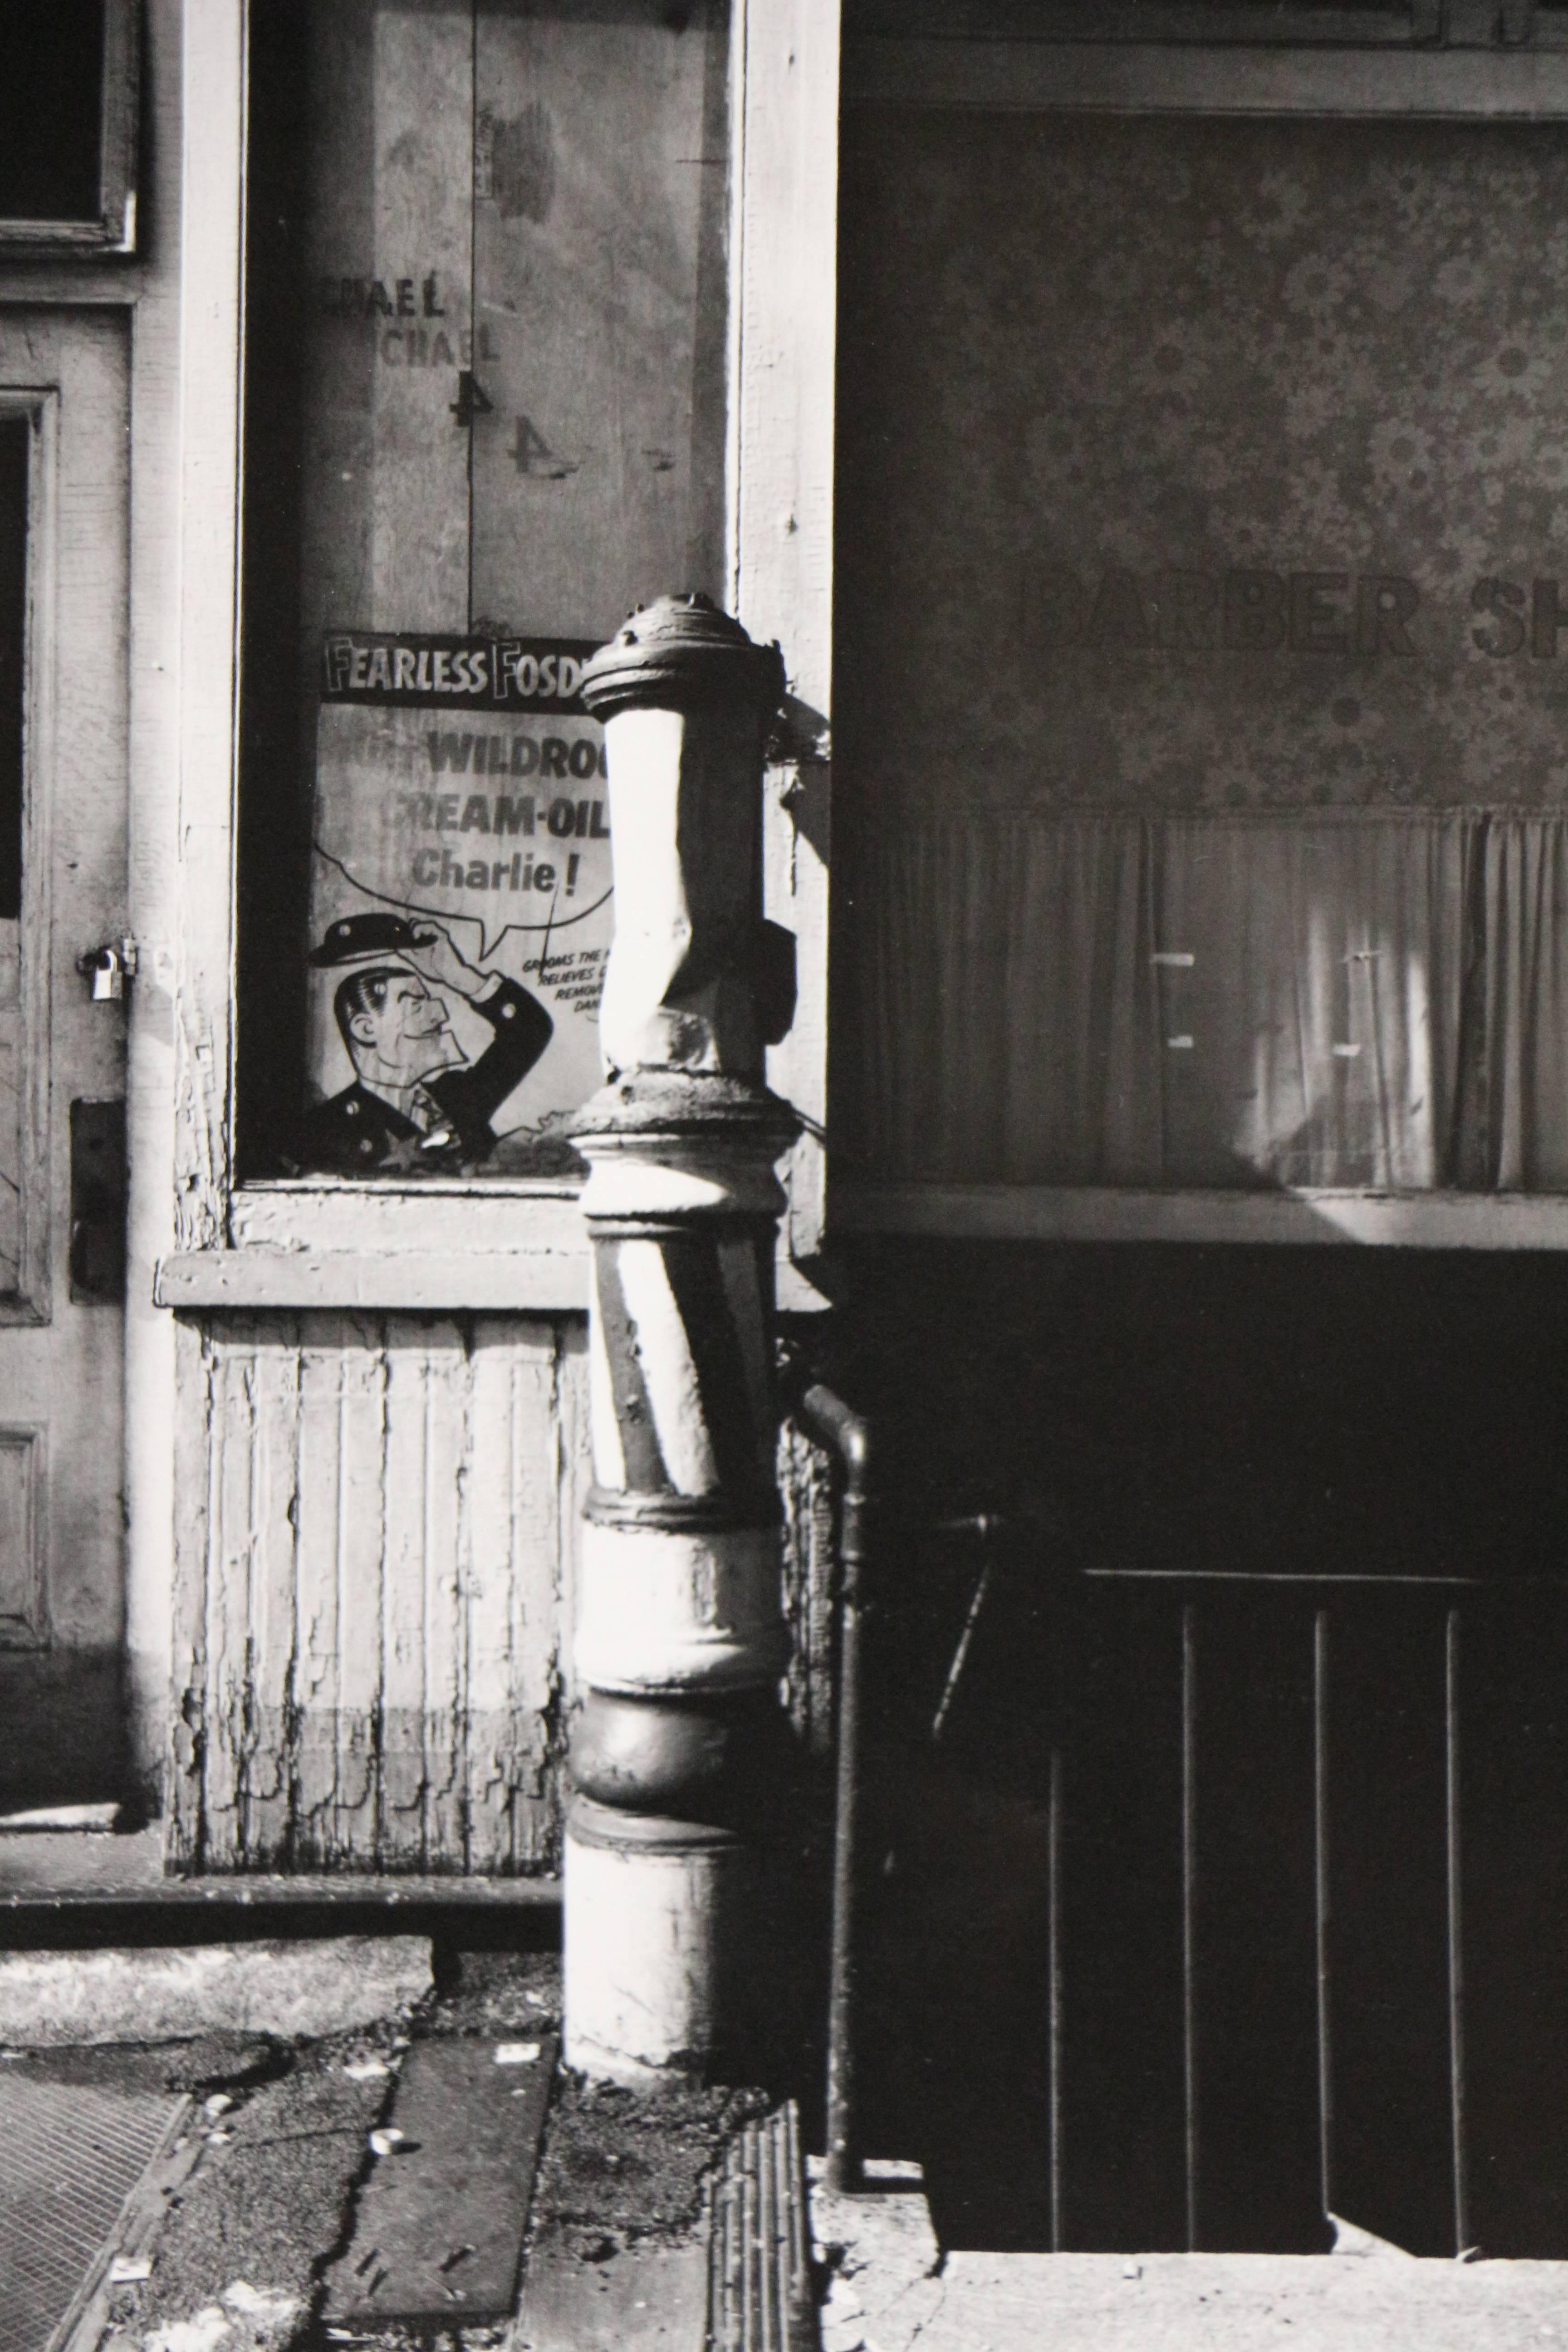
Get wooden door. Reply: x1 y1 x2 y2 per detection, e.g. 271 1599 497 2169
0 311 130 1811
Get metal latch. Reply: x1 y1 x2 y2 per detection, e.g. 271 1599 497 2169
76 938 139 1000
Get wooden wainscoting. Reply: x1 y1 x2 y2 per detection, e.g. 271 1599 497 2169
168 1311 589 1876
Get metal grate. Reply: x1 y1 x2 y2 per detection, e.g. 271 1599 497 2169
709 2102 817 2352
0 2073 185 2352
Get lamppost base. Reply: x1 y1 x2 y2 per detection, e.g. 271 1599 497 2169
564 1799 768 2084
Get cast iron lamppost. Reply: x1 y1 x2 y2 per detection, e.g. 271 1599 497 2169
565 593 796 2084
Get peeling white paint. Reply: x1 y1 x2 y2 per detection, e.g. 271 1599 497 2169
171 1313 589 1874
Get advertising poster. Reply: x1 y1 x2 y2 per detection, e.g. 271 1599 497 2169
301 632 611 1176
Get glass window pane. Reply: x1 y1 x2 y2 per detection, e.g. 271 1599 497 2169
837 115 1568 1194
0 3 105 225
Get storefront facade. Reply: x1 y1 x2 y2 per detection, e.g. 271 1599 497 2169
833 4 1568 2265
9 0 1568 2261
0 0 832 1855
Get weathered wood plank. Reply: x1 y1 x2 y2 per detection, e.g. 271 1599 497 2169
553 1319 590 1717
171 1312 588 1877
123 0 203 1809
168 1318 216 1870
420 1320 470 1867
155 1248 592 1314
242 1328 303 1863
543 1321 588 1870
300 0 471 642
368 6 473 631
378 1325 434 1865
733 0 839 1264
470 3 725 636
204 1330 256 1867
333 1317 389 1859
291 1320 347 1854
466 1324 529 1872
466 1320 575 1872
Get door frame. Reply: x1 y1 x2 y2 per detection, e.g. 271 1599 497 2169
157 0 840 1307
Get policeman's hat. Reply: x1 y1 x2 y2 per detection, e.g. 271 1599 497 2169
309 913 426 969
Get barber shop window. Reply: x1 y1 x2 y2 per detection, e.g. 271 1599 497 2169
236 0 729 1181
837 110 1568 1196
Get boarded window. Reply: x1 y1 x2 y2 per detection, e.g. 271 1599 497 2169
236 0 730 1180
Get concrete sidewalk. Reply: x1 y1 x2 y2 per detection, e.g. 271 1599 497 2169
810 2169 1568 2352
0 1938 569 2352
0 1928 748 2352
17 1830 1566 2352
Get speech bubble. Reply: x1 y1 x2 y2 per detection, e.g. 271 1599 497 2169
312 839 614 966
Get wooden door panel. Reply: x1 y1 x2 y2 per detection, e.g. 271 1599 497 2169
0 309 127 1805
299 0 472 648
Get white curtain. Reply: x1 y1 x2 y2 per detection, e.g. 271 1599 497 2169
845 810 1568 1191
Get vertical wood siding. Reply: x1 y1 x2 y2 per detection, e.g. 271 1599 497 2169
170 1312 589 1875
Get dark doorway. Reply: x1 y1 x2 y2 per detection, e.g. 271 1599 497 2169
838 1244 1568 2255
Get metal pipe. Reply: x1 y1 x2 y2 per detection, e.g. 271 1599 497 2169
797 1379 871 2197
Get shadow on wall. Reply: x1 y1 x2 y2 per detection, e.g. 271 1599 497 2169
0 1647 130 1813
817 1241 1568 2254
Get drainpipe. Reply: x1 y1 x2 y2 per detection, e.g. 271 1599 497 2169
795 1381 872 2196
564 593 796 2086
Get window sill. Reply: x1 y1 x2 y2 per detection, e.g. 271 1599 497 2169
155 1245 590 1312
831 1183 1568 1250
157 1181 831 1313
230 1177 583 1250
157 1180 591 1311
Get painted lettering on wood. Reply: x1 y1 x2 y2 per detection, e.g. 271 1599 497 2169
297 3 728 648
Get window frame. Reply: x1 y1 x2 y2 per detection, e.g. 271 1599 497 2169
155 0 839 1313
0 0 140 258
846 1 1568 46
848 3 1443 43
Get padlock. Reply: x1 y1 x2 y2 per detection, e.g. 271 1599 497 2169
77 940 137 1000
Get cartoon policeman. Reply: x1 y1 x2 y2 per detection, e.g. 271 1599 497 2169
297 914 552 1175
